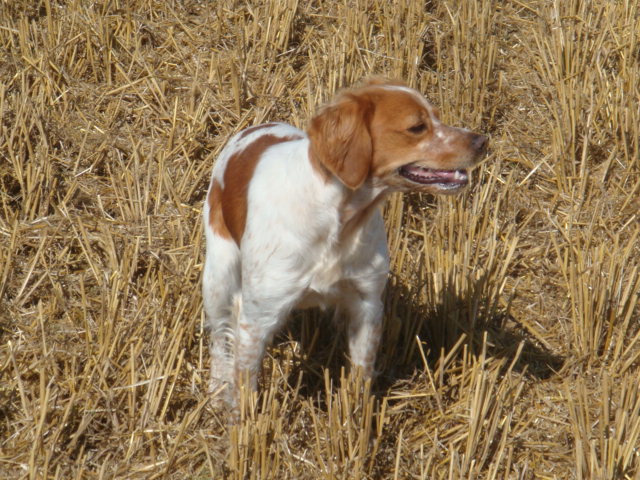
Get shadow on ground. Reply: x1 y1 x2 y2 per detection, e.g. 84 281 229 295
273 274 564 402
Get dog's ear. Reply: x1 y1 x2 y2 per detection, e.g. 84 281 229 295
307 93 373 190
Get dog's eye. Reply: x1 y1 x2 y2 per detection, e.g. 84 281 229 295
407 122 427 134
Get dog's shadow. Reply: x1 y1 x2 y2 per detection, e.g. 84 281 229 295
274 274 564 401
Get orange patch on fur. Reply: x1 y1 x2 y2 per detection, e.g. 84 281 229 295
221 134 299 245
208 179 232 240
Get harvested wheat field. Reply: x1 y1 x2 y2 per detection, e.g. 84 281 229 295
1 0 639 478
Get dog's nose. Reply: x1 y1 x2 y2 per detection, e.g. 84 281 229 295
471 133 488 155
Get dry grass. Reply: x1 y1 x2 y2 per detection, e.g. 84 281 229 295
1 0 639 478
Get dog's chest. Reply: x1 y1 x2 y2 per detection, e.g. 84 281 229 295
309 247 345 293
296 241 356 309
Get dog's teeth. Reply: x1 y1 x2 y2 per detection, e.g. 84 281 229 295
454 170 466 180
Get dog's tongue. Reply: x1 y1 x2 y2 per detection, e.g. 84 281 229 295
400 165 468 185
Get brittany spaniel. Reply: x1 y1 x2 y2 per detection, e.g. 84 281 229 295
202 78 487 406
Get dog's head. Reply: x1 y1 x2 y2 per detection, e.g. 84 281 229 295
308 78 488 195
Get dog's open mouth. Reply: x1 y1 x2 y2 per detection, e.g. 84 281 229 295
398 164 469 188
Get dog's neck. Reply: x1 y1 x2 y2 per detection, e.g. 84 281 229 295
337 179 389 241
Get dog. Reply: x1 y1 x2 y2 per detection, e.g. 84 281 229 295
202 78 487 406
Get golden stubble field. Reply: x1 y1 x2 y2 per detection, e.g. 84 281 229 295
1 0 639 478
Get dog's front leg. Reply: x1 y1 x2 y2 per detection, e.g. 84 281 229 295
344 293 385 378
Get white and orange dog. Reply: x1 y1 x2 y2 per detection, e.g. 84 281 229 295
202 79 487 405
